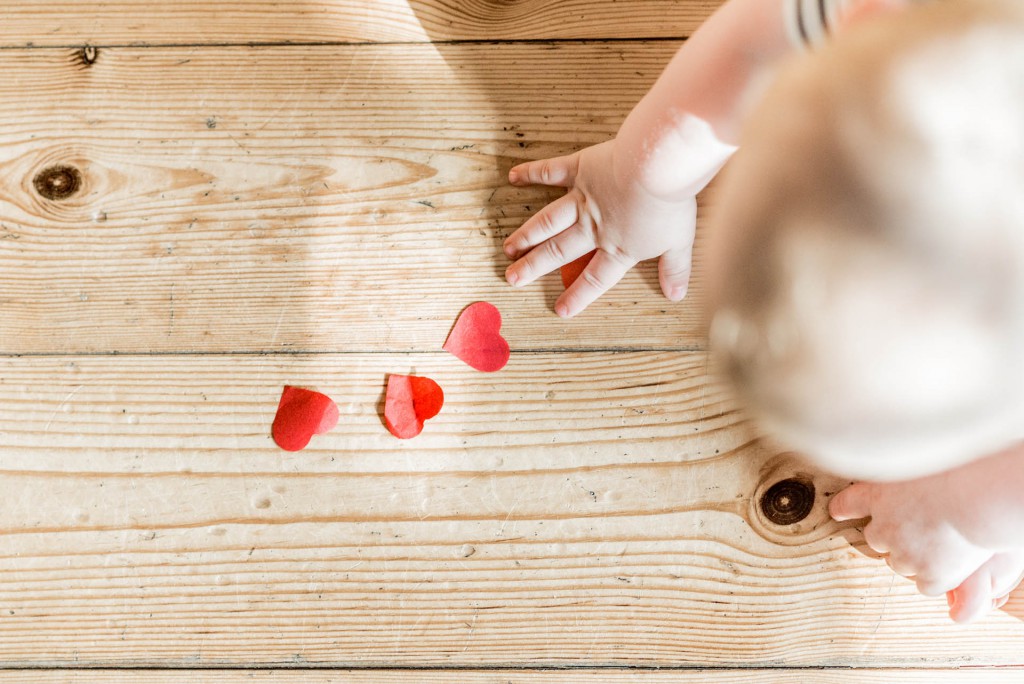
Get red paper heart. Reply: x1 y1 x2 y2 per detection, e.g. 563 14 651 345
561 250 596 289
271 386 339 452
443 301 510 372
384 374 444 439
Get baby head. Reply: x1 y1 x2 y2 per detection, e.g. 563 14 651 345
706 0 1024 481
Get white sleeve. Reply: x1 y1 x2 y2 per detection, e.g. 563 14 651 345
783 0 855 49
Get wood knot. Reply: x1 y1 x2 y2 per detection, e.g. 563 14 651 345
33 165 83 201
760 477 815 526
80 45 98 66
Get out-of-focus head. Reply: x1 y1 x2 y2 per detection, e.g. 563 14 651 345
705 0 1024 480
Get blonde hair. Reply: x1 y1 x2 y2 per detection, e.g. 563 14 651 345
706 0 1024 479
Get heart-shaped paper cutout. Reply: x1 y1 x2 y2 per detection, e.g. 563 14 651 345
561 250 596 289
384 374 444 439
443 301 510 372
271 386 339 452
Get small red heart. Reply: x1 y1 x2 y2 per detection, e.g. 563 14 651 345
271 386 339 452
561 250 596 290
384 374 444 439
443 301 511 372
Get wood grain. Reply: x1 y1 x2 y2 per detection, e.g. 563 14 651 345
0 1 720 46
0 42 713 354
0 353 740 474
1 353 1023 667
0 671 1022 684
8 0 1022 675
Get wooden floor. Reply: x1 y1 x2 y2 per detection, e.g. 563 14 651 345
2 1 1024 680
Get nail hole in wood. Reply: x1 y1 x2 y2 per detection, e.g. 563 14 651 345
760 477 815 526
33 165 83 201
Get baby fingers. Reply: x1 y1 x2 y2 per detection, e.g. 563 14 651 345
509 153 580 188
946 551 1024 623
884 553 916 578
555 250 636 318
983 550 1024 602
504 191 580 259
947 563 997 624
861 523 891 555
506 225 594 289
658 244 693 302
915 548 994 598
828 483 871 522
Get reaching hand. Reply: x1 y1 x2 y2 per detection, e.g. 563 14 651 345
504 139 699 318
949 550 1024 623
829 459 1024 624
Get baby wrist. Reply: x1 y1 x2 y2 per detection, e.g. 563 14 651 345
616 109 737 200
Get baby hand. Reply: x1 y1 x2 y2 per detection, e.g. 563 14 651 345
830 466 1024 623
504 139 698 318
949 550 1024 623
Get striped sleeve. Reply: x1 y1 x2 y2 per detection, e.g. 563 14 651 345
784 0 854 49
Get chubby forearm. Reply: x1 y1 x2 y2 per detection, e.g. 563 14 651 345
614 0 790 198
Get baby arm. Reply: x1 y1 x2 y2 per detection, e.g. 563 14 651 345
504 0 791 317
830 444 1024 623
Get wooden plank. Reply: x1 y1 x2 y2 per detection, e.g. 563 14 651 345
2 354 1024 668
0 670 1023 683
0 1 721 47
0 43 710 355
0 353 740 473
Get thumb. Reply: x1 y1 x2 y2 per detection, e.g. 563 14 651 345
658 244 693 302
828 483 870 522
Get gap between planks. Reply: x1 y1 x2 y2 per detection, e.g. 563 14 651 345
0 37 691 51
0 667 1019 682
0 348 706 357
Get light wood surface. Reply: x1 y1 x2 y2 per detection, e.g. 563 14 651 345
2 0 1023 678
1 1 720 46
0 42 705 354
1 354 1023 668
0 670 1022 684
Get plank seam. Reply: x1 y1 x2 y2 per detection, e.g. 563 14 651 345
0 665 1002 672
0 347 706 357
0 37 687 51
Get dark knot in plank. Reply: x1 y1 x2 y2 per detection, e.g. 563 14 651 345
760 477 815 526
81 45 98 66
33 164 83 201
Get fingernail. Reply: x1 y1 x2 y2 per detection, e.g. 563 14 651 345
555 303 569 318
506 270 519 286
669 286 687 302
508 169 519 184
